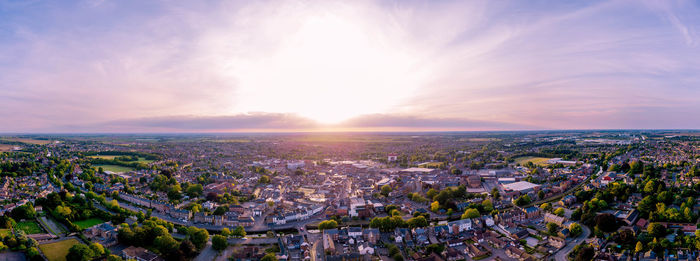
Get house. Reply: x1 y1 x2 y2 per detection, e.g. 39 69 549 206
444 248 464 261
548 236 566 249
544 213 566 226
123 246 161 261
447 219 472 234
362 228 379 244
348 227 363 238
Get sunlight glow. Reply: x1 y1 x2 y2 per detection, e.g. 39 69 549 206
232 12 425 123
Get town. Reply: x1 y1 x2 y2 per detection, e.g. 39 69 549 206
0 131 698 261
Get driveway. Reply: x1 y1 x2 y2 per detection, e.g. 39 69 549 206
552 224 591 261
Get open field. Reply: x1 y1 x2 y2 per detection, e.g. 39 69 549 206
0 144 16 152
73 218 105 229
0 137 53 145
0 229 11 237
88 155 154 164
93 164 134 173
15 221 44 234
39 238 82 261
514 156 551 166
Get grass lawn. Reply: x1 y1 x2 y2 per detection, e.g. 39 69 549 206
515 156 552 166
0 228 11 237
39 239 82 261
89 155 154 164
15 221 44 234
93 164 134 173
73 218 105 229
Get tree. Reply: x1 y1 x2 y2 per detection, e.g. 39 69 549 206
538 190 545 199
547 222 559 236
261 253 278 261
213 206 228 216
381 185 392 197
318 220 338 230
574 247 595 261
232 226 246 238
647 222 666 238
569 223 582 237
595 213 618 232
259 175 270 184
106 255 124 261
461 208 480 219
89 242 105 256
426 189 438 200
407 216 428 228
154 235 178 254
514 195 531 206
491 187 500 200
425 244 445 255
66 244 94 261
188 226 209 250
221 227 231 237
540 203 552 211
430 201 440 212
179 240 197 257
554 208 565 217
635 241 644 253
482 199 493 212
212 235 228 251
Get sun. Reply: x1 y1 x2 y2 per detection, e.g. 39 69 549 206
229 11 426 124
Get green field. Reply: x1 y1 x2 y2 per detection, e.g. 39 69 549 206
89 155 154 164
515 156 552 166
15 221 44 234
73 218 105 229
93 164 134 173
39 239 82 261
0 228 11 237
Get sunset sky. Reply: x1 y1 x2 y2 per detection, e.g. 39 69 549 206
1 0 699 132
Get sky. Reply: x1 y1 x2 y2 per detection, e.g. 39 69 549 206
1 0 699 132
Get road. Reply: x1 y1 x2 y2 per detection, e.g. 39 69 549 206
194 239 217 261
552 224 591 261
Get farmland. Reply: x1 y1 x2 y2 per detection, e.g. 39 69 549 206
39 238 82 261
0 137 53 145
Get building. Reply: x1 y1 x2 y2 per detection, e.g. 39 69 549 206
123 246 162 261
544 213 566 226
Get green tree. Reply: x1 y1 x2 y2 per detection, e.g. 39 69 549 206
259 175 270 184
407 216 428 228
318 220 338 230
461 208 480 219
66 244 94 261
569 223 582 237
261 253 278 261
482 199 493 212
547 222 559 236
212 235 228 251
381 185 392 197
635 241 644 253
540 203 552 211
647 222 666 238
154 235 178 254
89 242 105 256
554 208 565 217
188 226 209 250
430 201 440 212
232 226 246 238
221 227 231 237
426 189 438 200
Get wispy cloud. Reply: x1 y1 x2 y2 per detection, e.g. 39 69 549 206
0 0 699 132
